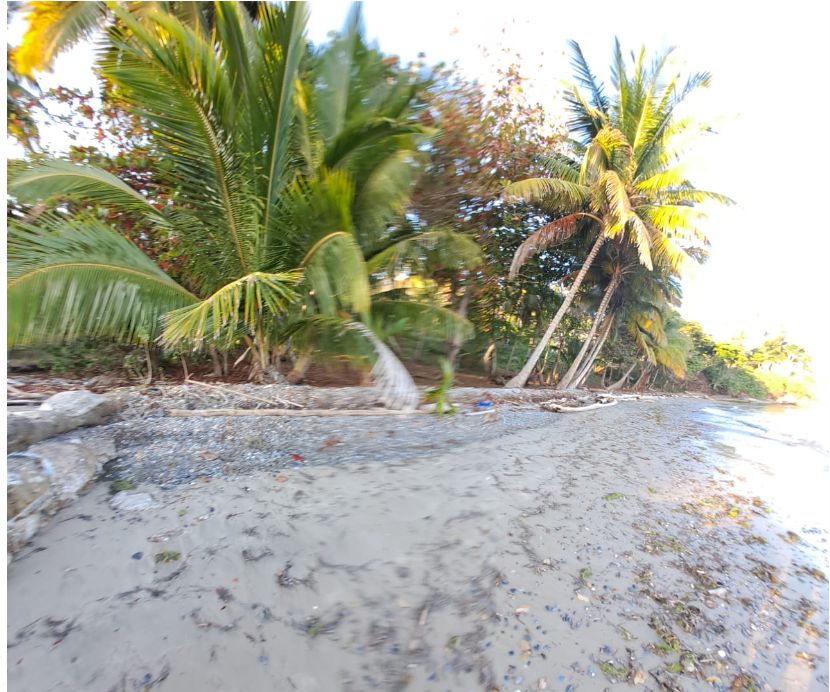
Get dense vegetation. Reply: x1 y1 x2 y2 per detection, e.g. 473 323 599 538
7 1 813 401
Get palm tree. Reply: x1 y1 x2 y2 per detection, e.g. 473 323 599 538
604 266 687 391
504 39 731 388
8 3 472 408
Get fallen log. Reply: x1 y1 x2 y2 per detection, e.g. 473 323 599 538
541 398 619 413
168 407 426 418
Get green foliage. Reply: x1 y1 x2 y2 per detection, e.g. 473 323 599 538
8 2 479 396
423 358 457 415
704 362 770 399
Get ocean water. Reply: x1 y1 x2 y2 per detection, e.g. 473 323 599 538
698 401 830 569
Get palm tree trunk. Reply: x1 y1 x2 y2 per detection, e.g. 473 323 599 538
607 362 637 391
634 364 652 391
483 341 497 380
209 345 225 377
505 233 606 388
556 273 619 390
445 284 471 368
573 313 614 388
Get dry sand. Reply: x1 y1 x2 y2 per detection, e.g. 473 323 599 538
7 399 829 691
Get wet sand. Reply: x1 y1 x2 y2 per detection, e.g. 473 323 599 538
7 399 829 691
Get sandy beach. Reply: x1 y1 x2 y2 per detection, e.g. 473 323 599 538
7 397 829 691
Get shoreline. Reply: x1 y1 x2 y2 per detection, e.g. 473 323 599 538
8 398 829 691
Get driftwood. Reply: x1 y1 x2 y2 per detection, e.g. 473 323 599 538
168 407 425 418
540 393 618 413
185 378 303 409
541 399 619 413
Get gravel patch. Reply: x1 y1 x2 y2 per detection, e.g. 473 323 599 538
57 384 566 488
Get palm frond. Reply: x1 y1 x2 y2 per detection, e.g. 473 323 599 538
301 231 370 318
352 148 422 246
567 40 609 114
366 229 482 276
659 188 735 206
9 160 168 224
102 6 258 276
8 214 195 346
509 213 587 279
372 299 474 344
160 271 301 349
503 177 590 209
562 83 608 143
633 164 691 194
14 1 106 77
258 1 309 240
313 2 363 145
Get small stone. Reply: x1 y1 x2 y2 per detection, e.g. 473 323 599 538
110 491 157 512
132 552 143 560
537 678 548 690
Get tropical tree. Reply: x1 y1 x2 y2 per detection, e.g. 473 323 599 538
8 2 472 408
504 39 731 388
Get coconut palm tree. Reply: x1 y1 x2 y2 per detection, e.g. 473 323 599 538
8 3 473 408
504 39 731 388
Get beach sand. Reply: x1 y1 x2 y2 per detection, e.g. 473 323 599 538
7 398 829 691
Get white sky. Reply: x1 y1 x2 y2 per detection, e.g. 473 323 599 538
7 1 830 394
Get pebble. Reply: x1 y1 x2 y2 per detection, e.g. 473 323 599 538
131 552 143 560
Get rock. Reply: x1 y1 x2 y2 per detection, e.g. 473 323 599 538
40 390 120 427
79 437 118 465
7 452 52 519
7 416 35 453
7 390 121 452
110 491 157 512
7 437 118 561
27 441 102 507
7 512 42 555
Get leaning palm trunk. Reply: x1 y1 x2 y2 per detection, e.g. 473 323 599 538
346 322 418 411
556 274 620 389
572 313 615 388
505 233 606 388
607 362 637 391
634 364 652 391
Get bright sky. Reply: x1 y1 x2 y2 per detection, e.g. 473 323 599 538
7 1 830 394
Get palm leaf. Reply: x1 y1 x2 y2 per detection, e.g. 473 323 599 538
259 1 309 240
509 213 587 279
9 160 169 224
366 229 482 276
161 271 302 349
8 214 195 346
372 299 474 343
301 231 370 318
503 177 590 209
14 1 106 77
102 6 257 276
567 40 609 114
